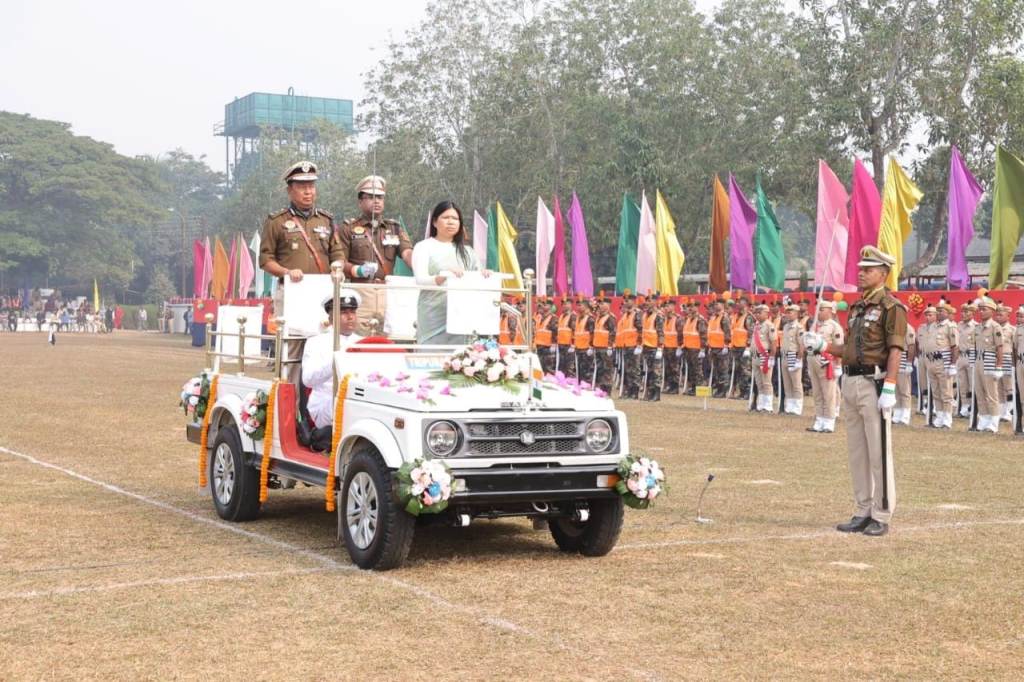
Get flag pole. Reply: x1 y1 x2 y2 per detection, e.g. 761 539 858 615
813 211 840 333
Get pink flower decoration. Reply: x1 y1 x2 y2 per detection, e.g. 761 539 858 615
594 388 607 398
418 379 434 389
439 385 452 396
367 372 382 382
416 389 430 401
395 372 410 381
378 377 392 387
397 385 413 393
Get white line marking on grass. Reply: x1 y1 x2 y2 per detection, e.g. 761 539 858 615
0 445 539 641
829 561 873 570
747 479 783 485
936 503 974 511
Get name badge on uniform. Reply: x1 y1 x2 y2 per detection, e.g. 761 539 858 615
291 242 298 250
353 226 365 235
313 226 329 238
382 235 400 247
865 309 881 322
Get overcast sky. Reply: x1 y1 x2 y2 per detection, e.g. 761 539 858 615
3 0 725 174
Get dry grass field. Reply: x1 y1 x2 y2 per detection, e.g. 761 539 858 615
2 331 1023 680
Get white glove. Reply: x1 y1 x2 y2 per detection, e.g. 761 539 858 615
633 347 642 356
793 361 803 371
655 349 663 360
835 366 843 378
586 348 594 357
698 350 705 359
675 348 683 358
719 348 729 357
803 332 825 354
568 346 575 354
547 346 556 354
357 262 379 278
742 349 750 359
945 366 957 377
899 364 912 375
987 369 1003 380
877 381 897 410
606 349 614 357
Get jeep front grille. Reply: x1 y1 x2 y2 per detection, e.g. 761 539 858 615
461 420 586 457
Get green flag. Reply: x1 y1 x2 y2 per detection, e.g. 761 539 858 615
486 205 499 270
615 193 640 294
989 146 1024 289
754 176 786 291
393 216 414 276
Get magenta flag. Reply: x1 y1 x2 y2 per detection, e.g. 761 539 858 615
472 210 488 265
947 146 984 289
815 161 856 292
634 190 657 295
727 175 756 291
192 239 205 297
201 236 213 298
535 197 555 295
226 233 238 299
567 191 594 296
552 195 569 296
844 159 883 286
236 232 255 298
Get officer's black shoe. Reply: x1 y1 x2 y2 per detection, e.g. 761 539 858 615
836 516 872 533
862 520 889 536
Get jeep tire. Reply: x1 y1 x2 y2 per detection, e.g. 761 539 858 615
210 425 262 522
341 447 415 570
549 498 624 556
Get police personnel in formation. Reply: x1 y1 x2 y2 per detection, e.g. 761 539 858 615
781 304 805 415
916 305 937 417
706 299 732 397
681 302 707 395
749 303 777 412
804 246 907 537
661 298 683 394
957 302 978 418
534 298 558 374
928 303 960 428
973 297 1006 433
729 297 754 399
996 304 1016 422
258 161 344 384
807 300 844 432
555 298 577 377
592 295 617 394
1015 306 1024 431
639 295 665 401
336 176 413 335
616 291 642 399
573 299 596 383
893 322 917 426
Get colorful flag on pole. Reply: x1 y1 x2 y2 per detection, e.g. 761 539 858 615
844 159 883 286
727 175 756 292
614 193 640 294
815 160 855 292
472 210 488 267
989 145 1024 289
552 195 569 296
567 192 594 296
535 197 555 295
754 176 785 291
192 239 205 297
236 231 255 298
947 146 984 289
709 175 730 292
391 216 414 276
654 190 685 295
495 201 523 290
635 191 657 295
211 237 229 300
486 206 499 271
93 278 100 311
202 236 213 299
878 157 923 290
226 233 238 299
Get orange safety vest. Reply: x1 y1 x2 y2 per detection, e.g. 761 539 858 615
664 315 679 348
557 313 574 345
708 315 726 348
730 313 748 348
574 316 591 350
642 312 660 348
499 316 525 345
683 317 702 349
593 315 611 348
535 314 554 346
616 311 638 347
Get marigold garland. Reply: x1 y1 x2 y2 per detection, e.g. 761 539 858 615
198 374 220 487
325 374 352 512
258 379 280 503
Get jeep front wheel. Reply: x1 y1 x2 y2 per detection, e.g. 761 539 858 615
341 448 415 570
210 425 261 522
549 498 624 556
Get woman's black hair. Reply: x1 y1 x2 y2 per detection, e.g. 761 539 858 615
429 200 472 269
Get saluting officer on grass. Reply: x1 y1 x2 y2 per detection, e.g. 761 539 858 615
804 246 908 537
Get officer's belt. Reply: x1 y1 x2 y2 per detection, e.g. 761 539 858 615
845 365 881 377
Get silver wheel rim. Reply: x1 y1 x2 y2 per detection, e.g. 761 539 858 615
213 443 235 506
346 472 379 550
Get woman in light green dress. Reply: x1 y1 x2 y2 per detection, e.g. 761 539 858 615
411 201 490 345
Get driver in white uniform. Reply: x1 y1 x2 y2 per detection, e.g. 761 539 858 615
302 290 363 437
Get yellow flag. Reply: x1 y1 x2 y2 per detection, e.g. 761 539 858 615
495 201 523 290
877 157 923 290
654 190 685 295
93 278 100 311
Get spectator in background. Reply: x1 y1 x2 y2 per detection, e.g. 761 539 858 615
138 307 148 331
114 305 124 330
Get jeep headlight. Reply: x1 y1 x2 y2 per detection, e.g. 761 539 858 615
585 419 613 452
425 421 460 457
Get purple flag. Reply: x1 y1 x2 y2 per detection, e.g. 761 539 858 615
947 145 984 289
727 174 757 291
567 192 594 296
552 195 569 296
192 240 205 298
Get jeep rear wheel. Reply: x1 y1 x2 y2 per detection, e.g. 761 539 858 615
210 425 261 522
341 447 415 570
549 498 624 556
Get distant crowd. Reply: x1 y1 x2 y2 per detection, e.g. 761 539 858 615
0 291 183 335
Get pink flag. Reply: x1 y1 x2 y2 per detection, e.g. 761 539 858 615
472 210 488 265
535 197 555 295
947 145 983 289
844 159 882 286
567 191 594 296
727 175 757 291
816 160 856 292
226 233 238 299
236 231 255 298
635 190 657 295
552 195 569 296
192 240 205 297
201 236 213 298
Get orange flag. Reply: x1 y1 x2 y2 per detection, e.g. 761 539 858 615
709 175 731 292
211 237 230 300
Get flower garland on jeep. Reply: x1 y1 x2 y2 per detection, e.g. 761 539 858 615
325 374 352 513
239 390 269 441
615 454 666 509
197 374 220 487
258 380 279 503
180 373 212 422
396 458 454 515
432 337 530 393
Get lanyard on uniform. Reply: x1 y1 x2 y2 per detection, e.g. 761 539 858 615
295 225 327 274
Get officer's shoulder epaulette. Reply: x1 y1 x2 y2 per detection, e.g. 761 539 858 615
267 208 289 219
315 208 334 220
880 294 906 311
341 217 359 226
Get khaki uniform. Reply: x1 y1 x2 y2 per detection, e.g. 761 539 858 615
957 319 978 416
781 320 805 413
894 324 916 423
926 319 959 425
1000 321 1016 419
840 287 907 525
335 216 412 335
916 321 934 415
1015 323 1024 431
749 319 777 411
259 206 343 384
973 319 1004 429
809 319 844 422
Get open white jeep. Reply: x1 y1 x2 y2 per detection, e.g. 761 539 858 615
185 270 632 570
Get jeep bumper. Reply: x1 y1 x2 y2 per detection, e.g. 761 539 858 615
448 464 620 503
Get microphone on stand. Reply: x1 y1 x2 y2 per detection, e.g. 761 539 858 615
696 473 715 524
